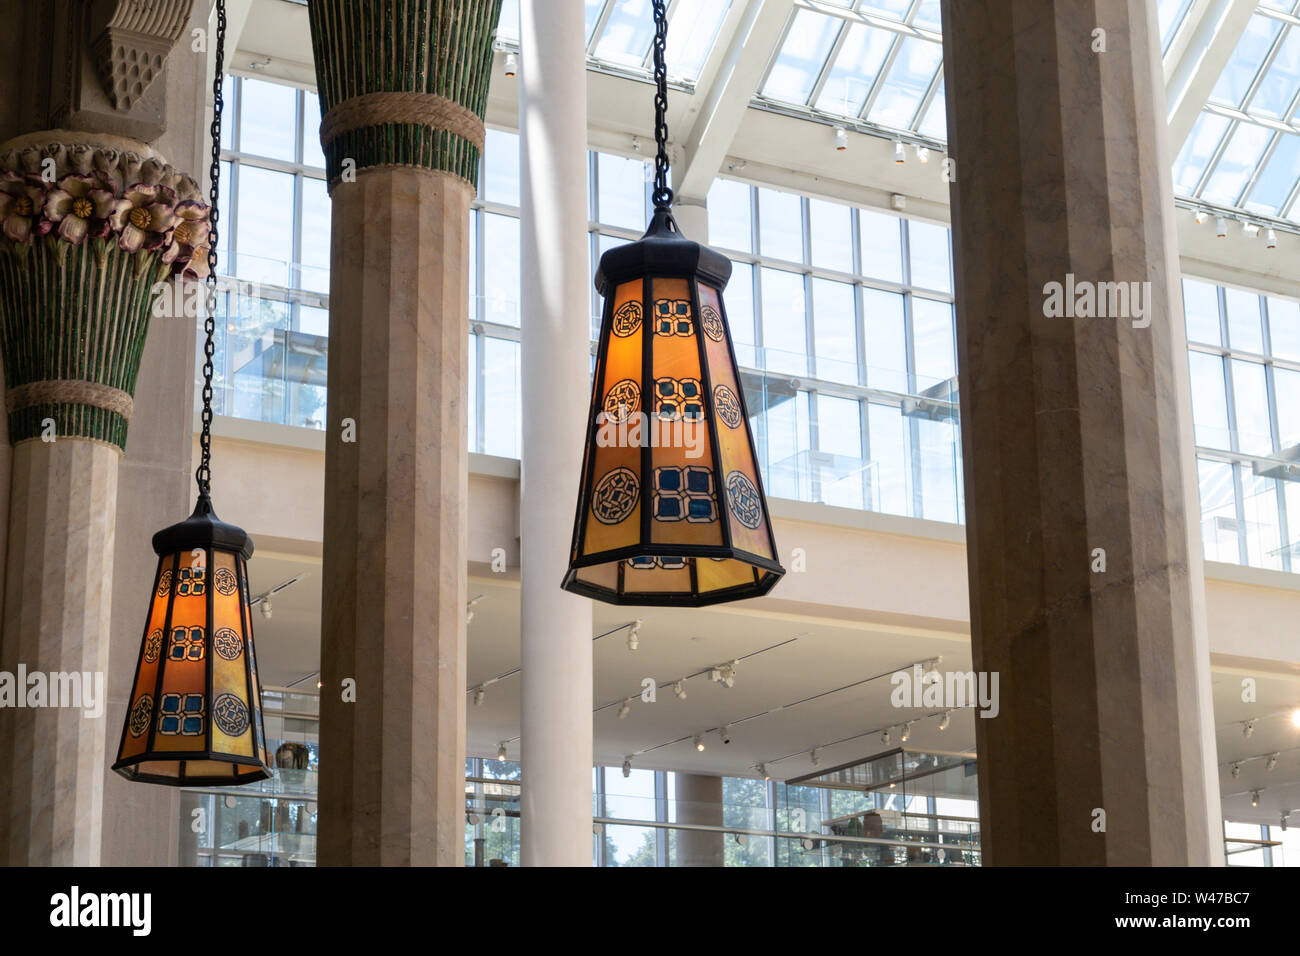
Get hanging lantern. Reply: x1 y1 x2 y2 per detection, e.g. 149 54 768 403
113 0 272 785
561 0 783 607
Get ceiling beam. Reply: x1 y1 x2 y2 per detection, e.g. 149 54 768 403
1165 0 1257 156
673 0 795 201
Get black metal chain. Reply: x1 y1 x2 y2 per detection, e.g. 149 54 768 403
198 0 226 497
651 0 672 210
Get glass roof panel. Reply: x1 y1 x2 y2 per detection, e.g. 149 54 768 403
595 0 659 68
916 76 946 139
1172 110 1232 193
912 0 942 33
668 0 733 79
761 8 842 104
865 35 943 128
860 0 914 21
1200 122 1274 205
1157 0 1195 52
1249 24 1300 118
1209 15 1284 109
812 22 895 114
1245 132 1300 213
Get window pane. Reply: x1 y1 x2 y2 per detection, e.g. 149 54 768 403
862 288 907 392
812 278 857 384
859 209 903 283
484 128 520 206
1225 288 1264 353
235 166 295 286
1201 123 1273 206
1172 112 1230 194
595 0 656 69
238 77 298 161
302 91 326 169
908 220 951 292
469 211 478 322
867 37 944 130
299 177 330 294
1210 15 1283 109
1182 278 1221 345
217 160 232 264
1245 133 1300 215
808 198 853 273
666 0 730 81
222 75 237 150
912 296 955 387
483 213 521 327
764 390 811 501
813 23 893 115
468 333 478 449
597 152 649 230
707 178 752 252
760 267 807 375
1274 367 1300 448
868 402 909 515
758 187 803 262
728 261 756 368
1241 468 1283 570
483 337 521 458
1249 25 1300 118
762 10 841 104
1188 351 1229 448
917 417 960 523
300 305 329 336
1269 296 1300 361
1231 359 1272 455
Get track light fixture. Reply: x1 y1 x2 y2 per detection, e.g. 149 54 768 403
881 728 892 746
893 140 905 164
496 742 508 762
756 763 770 780
810 747 820 766
1215 217 1227 238
504 51 517 77
1266 753 1279 772
618 698 632 719
1251 790 1261 808
1267 228 1278 250
1242 222 1259 237
259 596 273 620
917 146 930 163
1231 762 1242 779
1244 719 1256 738
938 710 951 731
694 735 705 752
720 724 732 745
627 619 642 651
674 680 687 701
1193 210 1208 224
1292 707 1300 728
622 757 632 778
900 721 912 743
1282 811 1290 831
473 685 486 707
834 126 847 151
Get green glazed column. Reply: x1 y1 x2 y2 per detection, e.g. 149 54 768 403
0 132 208 865
307 0 501 866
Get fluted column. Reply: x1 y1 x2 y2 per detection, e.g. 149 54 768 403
942 0 1221 865
307 0 501 866
0 133 207 865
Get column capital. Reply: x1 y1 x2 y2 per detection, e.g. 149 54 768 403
307 0 504 191
0 131 207 450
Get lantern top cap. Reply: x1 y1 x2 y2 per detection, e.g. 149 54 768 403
595 205 732 297
152 493 254 560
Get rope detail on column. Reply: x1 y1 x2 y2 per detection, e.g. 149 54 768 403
320 91 486 152
6 380 134 419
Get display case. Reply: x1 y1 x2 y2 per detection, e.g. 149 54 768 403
780 748 981 866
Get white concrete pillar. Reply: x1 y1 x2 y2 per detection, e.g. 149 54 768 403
518 0 595 866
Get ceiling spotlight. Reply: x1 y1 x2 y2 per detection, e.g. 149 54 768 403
709 667 723 683
1242 222 1259 237
720 724 732 745
259 596 272 620
473 685 486 707
315 679 322 690
1266 228 1278 249
673 680 687 701
1251 790 1261 808
1194 210 1208 225
1215 217 1227 238
917 146 930 163
893 140 906 164
496 742 507 762
938 711 951 731
810 747 820 766
900 721 912 743
627 619 642 651
694 735 705 752
756 763 770 780
881 729 892 746
466 594 484 626
1291 708 1300 728
720 661 737 688
618 698 631 720
1282 811 1291 832
834 126 848 151
622 757 632 778
1244 719 1256 738
1267 753 1279 772
1231 762 1242 779
503 51 517 77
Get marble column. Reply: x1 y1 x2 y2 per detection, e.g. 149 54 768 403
674 772 724 867
518 0 594 868
0 132 207 865
941 0 1221 865
307 0 501 866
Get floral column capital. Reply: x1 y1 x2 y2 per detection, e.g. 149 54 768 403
0 132 210 450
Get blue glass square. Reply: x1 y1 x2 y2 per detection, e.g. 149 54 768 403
182 716 202 734
657 498 682 518
659 469 680 491
161 716 179 733
687 469 711 493
689 499 714 519
161 695 179 713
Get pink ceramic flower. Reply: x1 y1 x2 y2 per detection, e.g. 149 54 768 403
0 172 50 243
43 173 128 245
110 183 177 253
164 200 211 272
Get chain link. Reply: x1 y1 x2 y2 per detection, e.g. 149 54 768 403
198 0 227 497
651 0 673 210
